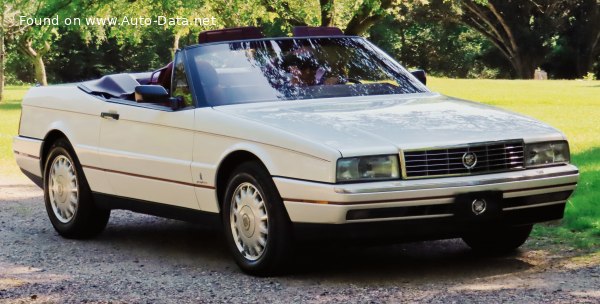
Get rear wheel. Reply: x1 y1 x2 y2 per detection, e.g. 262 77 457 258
43 138 110 239
222 161 292 276
462 224 533 254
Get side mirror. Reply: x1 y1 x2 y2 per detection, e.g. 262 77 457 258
134 85 169 103
169 96 185 110
411 70 427 86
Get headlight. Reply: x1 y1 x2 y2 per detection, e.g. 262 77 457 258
525 141 570 167
336 155 400 182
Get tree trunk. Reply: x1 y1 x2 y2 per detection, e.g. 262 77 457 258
514 62 535 79
344 0 393 35
0 34 4 102
510 54 537 79
399 27 406 61
581 28 600 77
320 0 335 27
0 8 4 102
171 32 181 58
575 48 597 78
260 0 307 27
33 54 48 86
19 39 49 86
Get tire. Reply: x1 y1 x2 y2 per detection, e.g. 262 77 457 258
462 224 533 254
222 161 292 276
43 138 110 239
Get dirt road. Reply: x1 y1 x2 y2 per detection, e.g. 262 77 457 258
1 178 598 303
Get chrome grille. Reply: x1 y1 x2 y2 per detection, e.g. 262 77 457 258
402 140 525 179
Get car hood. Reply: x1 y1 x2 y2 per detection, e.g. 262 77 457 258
215 93 564 157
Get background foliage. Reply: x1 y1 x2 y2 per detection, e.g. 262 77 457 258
0 0 598 92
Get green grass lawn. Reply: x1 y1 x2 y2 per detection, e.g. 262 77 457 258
0 80 598 249
0 86 28 178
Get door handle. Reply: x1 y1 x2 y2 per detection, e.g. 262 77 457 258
100 112 119 120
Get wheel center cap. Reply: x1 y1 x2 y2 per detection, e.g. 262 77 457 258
239 205 255 238
242 214 250 229
55 176 68 203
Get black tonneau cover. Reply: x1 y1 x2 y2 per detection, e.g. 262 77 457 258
78 73 150 99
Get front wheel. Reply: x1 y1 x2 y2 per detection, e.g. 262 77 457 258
43 138 110 239
222 162 292 276
462 224 533 254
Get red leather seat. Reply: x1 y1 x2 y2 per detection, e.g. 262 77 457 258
156 62 174 92
146 62 174 106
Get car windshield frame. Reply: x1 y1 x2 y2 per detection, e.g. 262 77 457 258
184 36 429 107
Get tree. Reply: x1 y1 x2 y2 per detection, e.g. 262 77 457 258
3 0 186 85
5 0 92 85
344 0 395 34
220 0 399 35
320 0 335 26
0 0 22 100
563 0 600 77
148 0 215 56
421 0 578 78
45 29 171 82
90 0 209 55
1 2 6 102
369 11 497 78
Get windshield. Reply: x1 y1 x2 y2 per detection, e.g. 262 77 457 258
186 37 428 106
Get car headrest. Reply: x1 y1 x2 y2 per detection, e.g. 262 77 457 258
198 26 264 44
292 26 344 37
196 60 219 88
157 62 174 91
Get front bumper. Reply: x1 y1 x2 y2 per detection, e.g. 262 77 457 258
13 136 43 187
275 164 578 225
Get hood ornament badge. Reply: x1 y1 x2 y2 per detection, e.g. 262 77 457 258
462 152 477 169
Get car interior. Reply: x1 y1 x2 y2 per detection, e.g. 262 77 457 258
77 26 355 107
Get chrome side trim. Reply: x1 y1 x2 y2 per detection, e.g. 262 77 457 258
283 196 455 206
346 213 454 223
83 165 215 189
503 185 576 198
12 136 43 158
13 150 40 160
13 136 44 177
502 200 566 211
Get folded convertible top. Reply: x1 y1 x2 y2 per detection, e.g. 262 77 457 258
78 73 142 99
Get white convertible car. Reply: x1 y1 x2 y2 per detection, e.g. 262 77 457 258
14 26 579 275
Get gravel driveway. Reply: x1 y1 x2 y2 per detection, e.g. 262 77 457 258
1 178 599 303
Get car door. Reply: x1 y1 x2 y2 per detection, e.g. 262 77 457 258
97 52 199 210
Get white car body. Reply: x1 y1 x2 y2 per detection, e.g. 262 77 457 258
14 87 578 223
